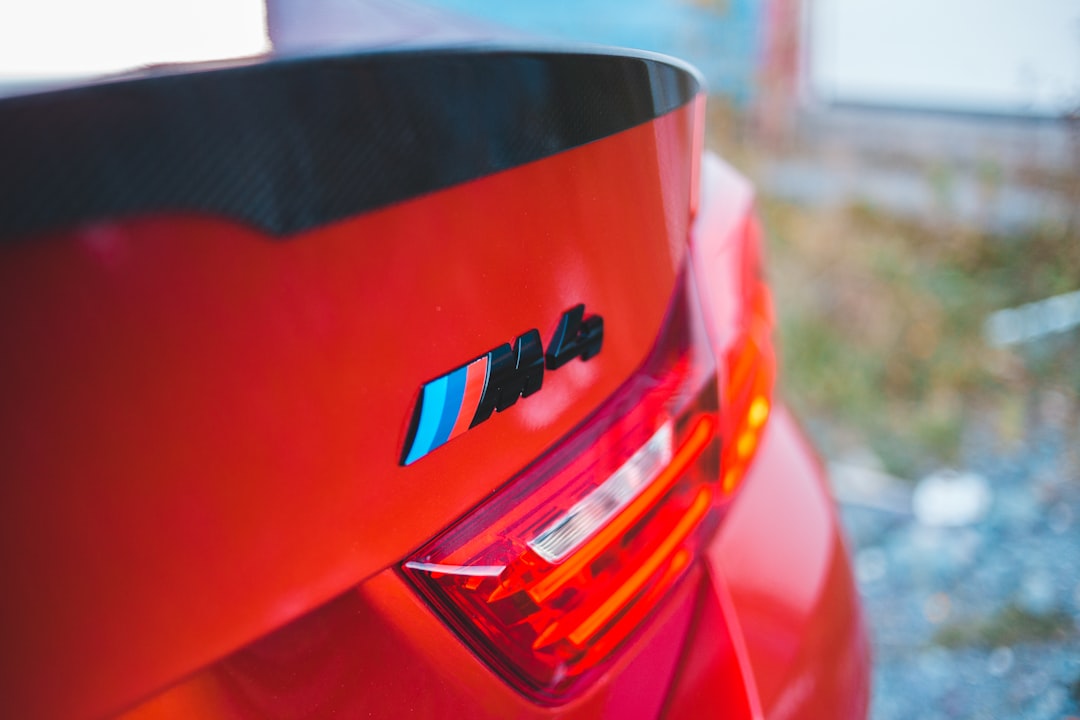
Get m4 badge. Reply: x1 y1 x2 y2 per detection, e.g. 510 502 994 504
400 305 603 465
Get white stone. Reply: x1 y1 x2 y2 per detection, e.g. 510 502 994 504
912 469 992 527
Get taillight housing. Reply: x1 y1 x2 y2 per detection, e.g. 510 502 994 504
400 254 776 702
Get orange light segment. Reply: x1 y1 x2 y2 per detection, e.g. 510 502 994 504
564 486 712 648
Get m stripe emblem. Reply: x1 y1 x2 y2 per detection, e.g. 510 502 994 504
402 355 489 466
399 305 603 466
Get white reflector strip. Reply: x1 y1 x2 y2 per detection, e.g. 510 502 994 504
528 422 674 564
403 562 506 577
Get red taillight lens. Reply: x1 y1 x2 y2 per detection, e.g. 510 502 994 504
401 269 730 701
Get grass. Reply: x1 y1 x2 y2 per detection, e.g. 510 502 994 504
934 603 1076 648
765 199 1079 477
707 103 1080 477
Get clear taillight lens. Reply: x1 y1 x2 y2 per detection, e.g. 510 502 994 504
400 266 741 702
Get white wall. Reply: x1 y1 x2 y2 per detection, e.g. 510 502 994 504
808 0 1080 116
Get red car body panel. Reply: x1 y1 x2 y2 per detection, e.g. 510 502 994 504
0 39 868 720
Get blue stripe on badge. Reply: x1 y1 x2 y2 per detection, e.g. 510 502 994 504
403 374 448 466
432 365 467 451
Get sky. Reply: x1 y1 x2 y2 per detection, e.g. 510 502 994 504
0 0 268 82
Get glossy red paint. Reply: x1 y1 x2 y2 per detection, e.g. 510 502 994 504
710 408 871 719
1 56 869 720
0 102 697 718
120 566 702 720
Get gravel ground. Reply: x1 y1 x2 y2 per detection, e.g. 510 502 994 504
835 413 1080 719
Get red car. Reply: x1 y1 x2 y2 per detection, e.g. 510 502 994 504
0 10 869 720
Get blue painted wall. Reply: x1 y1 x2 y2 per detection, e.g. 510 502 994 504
423 0 765 106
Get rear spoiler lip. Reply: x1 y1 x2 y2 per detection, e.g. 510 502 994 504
0 44 703 242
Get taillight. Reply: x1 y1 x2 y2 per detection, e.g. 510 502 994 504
400 255 776 702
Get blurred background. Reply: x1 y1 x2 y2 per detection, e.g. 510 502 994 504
2 1 1078 717
420 2 1080 718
